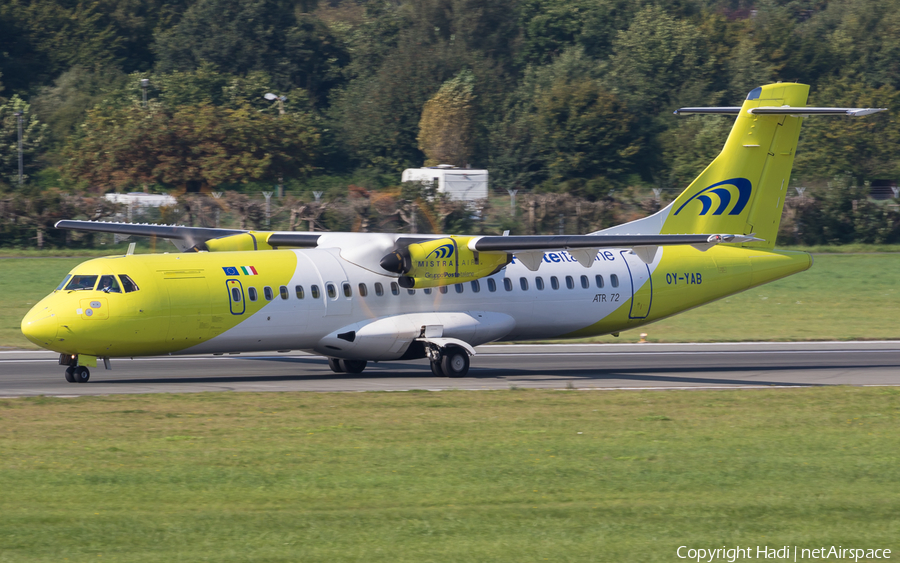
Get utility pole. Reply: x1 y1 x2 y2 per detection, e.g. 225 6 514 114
211 192 222 227
262 191 273 228
140 79 150 109
507 188 518 216
264 93 288 197
13 111 23 187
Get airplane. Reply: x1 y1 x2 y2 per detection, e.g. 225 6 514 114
21 83 886 383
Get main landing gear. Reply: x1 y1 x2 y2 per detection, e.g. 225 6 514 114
427 345 470 378
327 358 367 374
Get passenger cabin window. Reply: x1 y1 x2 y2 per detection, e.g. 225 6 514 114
375 283 384 296
295 285 305 299
611 274 619 288
55 275 72 291
595 275 605 288
487 278 497 292
550 276 559 290
231 288 242 302
311 285 321 299
439 286 448 294
455 283 464 294
407 289 416 295
581 275 589 289
471 280 480 293
65 275 98 291
97 275 121 293
119 275 139 293
424 288 432 295
248 287 258 301
390 282 400 295
343 282 352 298
358 283 368 297
280 286 289 300
535 277 544 290
326 283 337 299
503 278 513 291
264 286 274 301
566 275 574 290
520 277 529 291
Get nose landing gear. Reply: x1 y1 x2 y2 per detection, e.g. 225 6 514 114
59 354 92 383
63 365 90 383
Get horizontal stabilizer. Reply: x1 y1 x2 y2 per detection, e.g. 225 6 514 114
673 107 741 115
748 106 886 117
675 106 886 117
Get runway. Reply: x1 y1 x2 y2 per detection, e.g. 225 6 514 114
1 341 899 397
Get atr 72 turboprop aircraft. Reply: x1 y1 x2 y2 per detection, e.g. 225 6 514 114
22 83 886 383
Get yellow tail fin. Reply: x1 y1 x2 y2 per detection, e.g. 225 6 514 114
660 83 809 249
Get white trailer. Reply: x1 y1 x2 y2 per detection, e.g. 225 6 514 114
401 166 488 201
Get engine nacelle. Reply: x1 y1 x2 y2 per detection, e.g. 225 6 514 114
380 236 509 288
204 232 274 252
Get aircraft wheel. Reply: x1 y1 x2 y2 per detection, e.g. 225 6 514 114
328 358 344 373
73 366 90 383
441 348 469 378
339 359 367 374
64 366 76 383
430 360 446 377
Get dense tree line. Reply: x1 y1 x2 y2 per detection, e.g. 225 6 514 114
0 0 898 247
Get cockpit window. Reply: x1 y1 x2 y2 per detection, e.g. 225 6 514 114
65 275 98 291
119 275 139 293
55 275 72 291
97 275 121 293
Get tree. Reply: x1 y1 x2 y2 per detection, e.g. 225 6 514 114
489 49 641 199
418 70 476 167
153 0 348 105
794 79 900 184
0 96 47 187
64 102 319 192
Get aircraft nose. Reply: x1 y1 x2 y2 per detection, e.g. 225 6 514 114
21 306 59 348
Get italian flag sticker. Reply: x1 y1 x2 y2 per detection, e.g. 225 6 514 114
240 266 259 276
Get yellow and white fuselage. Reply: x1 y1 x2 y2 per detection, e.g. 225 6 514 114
22 241 810 358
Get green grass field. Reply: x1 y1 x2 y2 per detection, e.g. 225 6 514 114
3 250 899 348
0 388 898 561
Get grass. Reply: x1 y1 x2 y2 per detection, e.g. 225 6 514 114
621 252 900 343
0 388 898 561
4 250 899 349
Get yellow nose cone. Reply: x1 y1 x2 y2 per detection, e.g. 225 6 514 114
21 306 59 349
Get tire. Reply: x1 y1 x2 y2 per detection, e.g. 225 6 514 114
339 359 367 374
328 357 344 373
64 366 76 383
430 361 446 377
441 348 470 378
73 366 90 383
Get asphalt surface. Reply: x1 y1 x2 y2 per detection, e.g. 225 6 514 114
1 341 899 397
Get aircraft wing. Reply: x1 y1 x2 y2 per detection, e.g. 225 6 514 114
55 220 321 252
464 233 760 269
